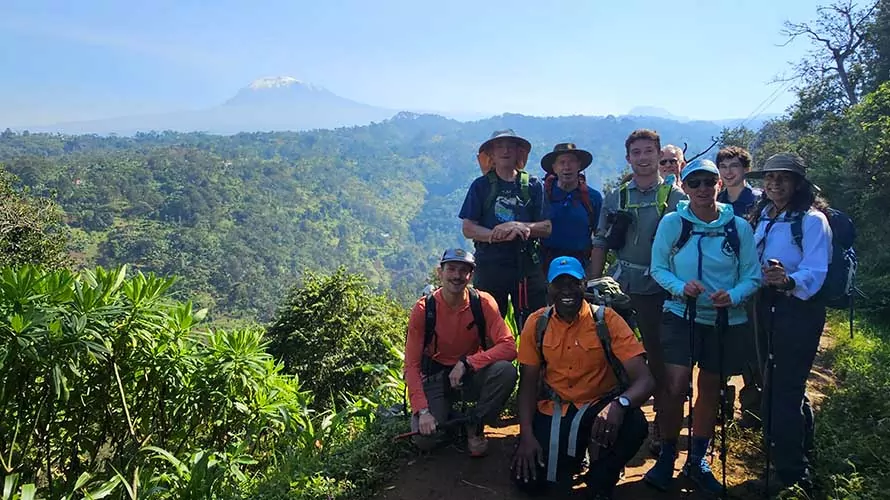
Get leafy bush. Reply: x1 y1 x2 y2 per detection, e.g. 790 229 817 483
0 263 412 499
809 315 890 499
265 267 408 410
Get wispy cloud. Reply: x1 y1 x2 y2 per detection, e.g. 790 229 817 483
0 14 228 70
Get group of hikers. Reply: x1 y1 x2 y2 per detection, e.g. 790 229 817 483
402 127 839 499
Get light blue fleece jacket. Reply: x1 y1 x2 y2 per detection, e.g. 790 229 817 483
650 200 761 326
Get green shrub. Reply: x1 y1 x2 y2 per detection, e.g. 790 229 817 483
265 267 407 410
810 315 890 499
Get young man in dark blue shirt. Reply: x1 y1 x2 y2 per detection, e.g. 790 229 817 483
716 146 761 217
716 145 763 429
539 143 603 276
459 130 552 326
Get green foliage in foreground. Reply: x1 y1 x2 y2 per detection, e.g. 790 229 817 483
805 314 890 500
0 264 410 499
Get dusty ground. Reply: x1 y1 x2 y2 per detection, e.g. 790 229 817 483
376 335 836 500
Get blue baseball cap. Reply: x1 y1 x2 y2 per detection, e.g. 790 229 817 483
440 248 475 268
547 256 585 282
680 159 720 181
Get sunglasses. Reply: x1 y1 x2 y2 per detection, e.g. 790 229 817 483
685 177 718 189
659 158 679 166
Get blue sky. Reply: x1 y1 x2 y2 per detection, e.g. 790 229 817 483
1 0 821 126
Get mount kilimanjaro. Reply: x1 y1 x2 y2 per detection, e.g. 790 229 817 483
17 77 399 135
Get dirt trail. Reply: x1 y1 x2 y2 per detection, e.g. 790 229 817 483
377 336 836 500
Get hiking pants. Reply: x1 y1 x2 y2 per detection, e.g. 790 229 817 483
473 257 547 322
411 360 517 441
512 405 648 495
756 290 824 486
629 292 668 400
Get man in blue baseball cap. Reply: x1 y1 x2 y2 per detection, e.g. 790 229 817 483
404 248 518 457
511 256 654 498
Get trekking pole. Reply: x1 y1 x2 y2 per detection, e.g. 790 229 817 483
764 282 779 495
392 415 473 442
516 243 529 332
716 307 729 499
685 297 697 464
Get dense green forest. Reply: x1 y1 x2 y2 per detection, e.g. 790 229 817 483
0 113 721 320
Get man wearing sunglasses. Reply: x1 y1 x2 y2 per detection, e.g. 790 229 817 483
659 145 685 188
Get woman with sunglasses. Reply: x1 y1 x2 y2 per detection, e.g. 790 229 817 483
744 153 831 496
643 159 761 494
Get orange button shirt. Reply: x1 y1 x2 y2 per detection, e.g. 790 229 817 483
517 302 645 416
404 288 517 412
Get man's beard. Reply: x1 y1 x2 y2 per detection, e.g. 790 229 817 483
553 290 584 320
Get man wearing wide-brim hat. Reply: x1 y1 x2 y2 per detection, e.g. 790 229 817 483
539 142 604 277
459 129 552 328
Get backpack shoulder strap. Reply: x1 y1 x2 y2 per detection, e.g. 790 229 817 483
674 217 694 252
655 182 672 216
578 176 597 234
468 288 487 349
535 306 553 366
544 174 555 200
618 182 628 210
589 303 630 390
790 211 804 252
519 170 530 204
725 217 741 257
423 293 437 351
483 170 499 213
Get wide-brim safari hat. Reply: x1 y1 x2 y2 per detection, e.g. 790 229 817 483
541 142 593 175
477 129 532 154
477 129 531 174
747 152 821 192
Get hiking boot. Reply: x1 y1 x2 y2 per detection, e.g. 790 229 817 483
466 424 488 457
643 447 676 492
681 457 723 496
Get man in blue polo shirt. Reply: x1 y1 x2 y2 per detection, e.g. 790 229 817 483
540 142 603 277
716 145 763 429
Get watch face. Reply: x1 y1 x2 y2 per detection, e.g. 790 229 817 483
619 396 630 407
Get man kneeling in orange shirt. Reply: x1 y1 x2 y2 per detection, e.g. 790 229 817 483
511 256 654 499
404 248 518 456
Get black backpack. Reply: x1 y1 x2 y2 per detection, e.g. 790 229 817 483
534 303 629 400
421 287 487 375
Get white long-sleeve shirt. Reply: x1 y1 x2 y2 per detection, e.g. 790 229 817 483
753 206 832 301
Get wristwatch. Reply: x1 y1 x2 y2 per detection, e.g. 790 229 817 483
418 408 430 416
616 396 631 409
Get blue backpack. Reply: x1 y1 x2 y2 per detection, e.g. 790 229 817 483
789 208 860 310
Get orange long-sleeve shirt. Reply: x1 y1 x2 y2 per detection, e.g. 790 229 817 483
404 288 517 413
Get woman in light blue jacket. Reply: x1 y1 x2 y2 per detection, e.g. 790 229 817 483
643 160 761 494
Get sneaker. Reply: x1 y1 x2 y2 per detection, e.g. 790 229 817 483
681 457 724 496
643 450 676 491
466 424 488 457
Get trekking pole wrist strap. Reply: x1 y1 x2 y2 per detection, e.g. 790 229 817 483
460 355 473 373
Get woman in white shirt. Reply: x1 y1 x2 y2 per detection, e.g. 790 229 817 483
745 152 832 496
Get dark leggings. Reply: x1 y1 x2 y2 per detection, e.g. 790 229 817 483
756 290 825 486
